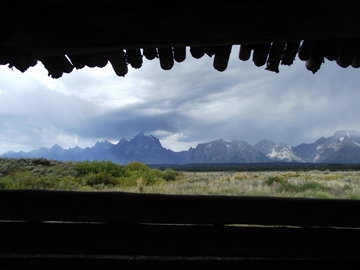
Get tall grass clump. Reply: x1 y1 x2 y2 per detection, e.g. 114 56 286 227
233 173 248 180
278 181 330 193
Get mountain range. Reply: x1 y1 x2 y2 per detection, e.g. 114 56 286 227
2 130 360 164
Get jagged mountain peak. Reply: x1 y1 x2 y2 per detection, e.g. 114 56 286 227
334 130 360 139
314 137 326 144
292 130 360 163
195 139 230 151
94 140 114 149
131 133 159 143
95 140 110 145
254 140 277 154
117 138 129 145
69 145 83 154
50 144 64 154
50 144 63 150
3 130 360 164
148 134 160 143
254 140 302 162
134 132 145 138
185 138 268 163
256 139 277 145
129 133 162 147
230 139 249 146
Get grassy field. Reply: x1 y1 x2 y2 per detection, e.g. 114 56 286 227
1 158 360 199
114 170 360 199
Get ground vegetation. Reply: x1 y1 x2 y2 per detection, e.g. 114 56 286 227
1 158 359 199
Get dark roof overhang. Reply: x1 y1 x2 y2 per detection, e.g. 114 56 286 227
1 1 360 77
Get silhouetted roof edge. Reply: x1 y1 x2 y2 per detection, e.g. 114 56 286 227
1 2 360 77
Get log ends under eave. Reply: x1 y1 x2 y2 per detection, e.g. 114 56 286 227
1 38 360 78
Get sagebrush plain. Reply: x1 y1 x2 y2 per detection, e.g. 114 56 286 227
1 158 360 199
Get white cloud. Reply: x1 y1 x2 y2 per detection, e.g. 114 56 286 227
157 132 200 151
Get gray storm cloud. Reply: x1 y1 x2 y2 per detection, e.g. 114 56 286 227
1 47 360 154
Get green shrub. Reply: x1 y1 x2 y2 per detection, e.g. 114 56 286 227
264 175 285 185
32 167 46 176
119 176 138 187
162 169 180 181
0 159 170 190
57 176 80 190
81 171 117 186
29 175 60 189
121 162 158 186
282 172 301 178
115 167 166 187
32 158 51 166
0 162 14 176
125 161 151 172
348 194 360 200
1 173 60 189
0 176 14 188
76 160 125 177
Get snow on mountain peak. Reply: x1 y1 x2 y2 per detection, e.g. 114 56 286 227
149 135 157 141
352 140 360 147
334 130 360 139
316 145 324 150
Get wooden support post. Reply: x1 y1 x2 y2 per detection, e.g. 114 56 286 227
252 43 270 67
213 45 232 72
143 48 157 60
204 46 216 57
158 48 174 70
337 39 360 68
190 46 205 59
266 42 286 73
298 40 316 61
91 52 108 68
55 55 74 74
67 54 86 69
239 44 252 61
107 51 128 77
37 56 64 79
351 53 360 68
281 41 301 66
324 38 349 61
173 47 186 63
126 49 143 69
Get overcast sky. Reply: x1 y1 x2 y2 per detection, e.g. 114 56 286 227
1 46 360 154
